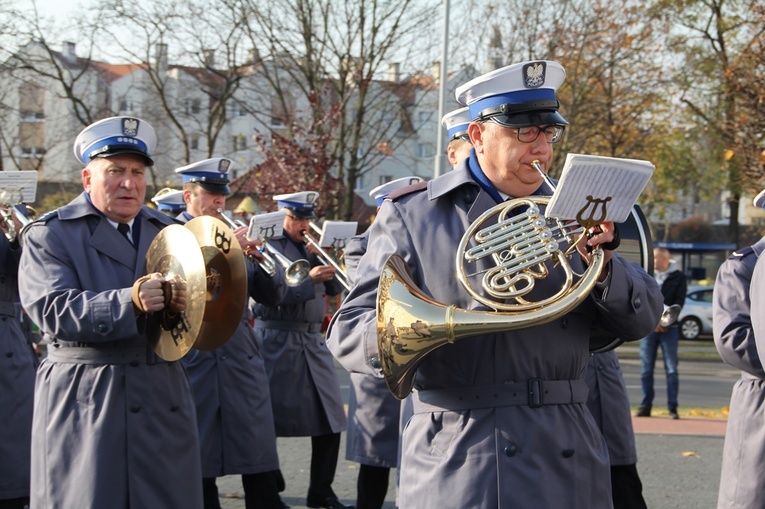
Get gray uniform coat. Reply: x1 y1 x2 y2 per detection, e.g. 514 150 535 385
585 351 637 466
713 238 765 508
345 233 401 468
326 160 663 509
0 234 38 500
178 212 288 477
253 234 347 436
19 193 203 509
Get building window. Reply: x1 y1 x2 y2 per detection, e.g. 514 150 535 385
417 143 434 158
378 175 392 186
119 99 133 115
190 134 200 150
233 134 247 151
19 111 45 122
231 101 246 117
20 146 46 158
186 98 201 115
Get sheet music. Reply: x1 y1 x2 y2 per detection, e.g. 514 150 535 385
0 171 38 203
318 221 357 249
545 153 654 224
247 211 286 241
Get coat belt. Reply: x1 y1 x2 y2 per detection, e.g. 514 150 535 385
255 320 322 333
411 379 589 413
46 346 162 365
0 301 18 317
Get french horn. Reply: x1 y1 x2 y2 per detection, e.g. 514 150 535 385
377 195 606 399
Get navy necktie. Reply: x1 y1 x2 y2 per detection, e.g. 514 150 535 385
117 223 133 246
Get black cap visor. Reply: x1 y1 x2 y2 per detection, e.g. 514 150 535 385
90 145 154 166
285 206 316 219
195 181 231 196
487 110 568 129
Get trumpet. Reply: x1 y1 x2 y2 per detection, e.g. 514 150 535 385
1 203 33 244
304 222 352 292
216 208 310 287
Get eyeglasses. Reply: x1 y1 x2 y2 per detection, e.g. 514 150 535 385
285 213 309 222
488 119 565 144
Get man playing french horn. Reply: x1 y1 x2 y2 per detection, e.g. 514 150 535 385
326 60 663 509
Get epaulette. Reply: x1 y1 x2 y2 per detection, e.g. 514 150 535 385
30 209 58 224
387 181 428 202
729 246 754 260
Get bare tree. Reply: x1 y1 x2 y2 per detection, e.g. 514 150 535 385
241 0 440 219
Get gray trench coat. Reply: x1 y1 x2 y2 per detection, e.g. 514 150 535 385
178 212 288 476
326 159 663 508
0 234 38 500
713 237 765 508
252 234 347 437
345 233 401 468
19 193 203 509
585 351 638 466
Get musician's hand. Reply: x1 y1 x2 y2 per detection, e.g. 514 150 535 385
132 273 167 314
575 221 616 281
166 273 187 314
309 265 336 284
305 241 325 257
236 228 266 261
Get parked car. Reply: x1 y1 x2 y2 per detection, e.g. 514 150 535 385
677 285 714 340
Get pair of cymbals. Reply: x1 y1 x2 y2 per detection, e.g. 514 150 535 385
146 217 248 361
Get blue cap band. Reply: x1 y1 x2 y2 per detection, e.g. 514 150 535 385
447 125 469 140
85 136 149 160
468 88 557 119
277 199 314 211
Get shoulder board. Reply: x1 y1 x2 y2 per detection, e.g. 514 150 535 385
31 209 58 224
729 246 754 260
387 181 428 202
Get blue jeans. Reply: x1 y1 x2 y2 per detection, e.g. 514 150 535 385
639 327 679 411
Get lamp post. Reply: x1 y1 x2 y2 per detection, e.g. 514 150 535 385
433 0 450 178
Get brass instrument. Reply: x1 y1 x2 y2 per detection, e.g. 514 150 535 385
1 203 33 244
377 159 608 399
216 208 310 287
305 222 352 291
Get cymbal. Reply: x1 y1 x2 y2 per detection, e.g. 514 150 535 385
145 224 207 361
184 216 248 351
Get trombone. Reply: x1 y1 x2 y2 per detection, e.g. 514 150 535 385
305 222 352 292
216 208 311 287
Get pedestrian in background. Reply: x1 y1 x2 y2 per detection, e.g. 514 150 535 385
638 247 687 419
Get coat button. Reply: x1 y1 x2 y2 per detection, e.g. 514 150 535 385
97 323 107 333
170 405 180 412
633 296 642 308
562 449 575 458
504 443 518 457
130 405 141 413
369 356 381 369
5 352 13 358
